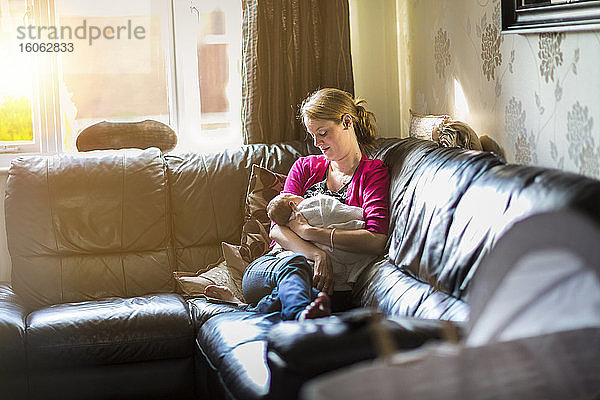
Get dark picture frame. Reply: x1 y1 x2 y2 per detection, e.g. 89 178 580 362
501 0 600 33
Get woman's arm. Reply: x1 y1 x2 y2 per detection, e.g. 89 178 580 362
288 214 387 255
286 159 389 255
270 224 334 294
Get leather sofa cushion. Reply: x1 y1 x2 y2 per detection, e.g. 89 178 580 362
26 294 193 369
354 259 470 322
29 358 195 400
188 297 239 328
198 310 282 400
6 148 174 309
164 141 317 273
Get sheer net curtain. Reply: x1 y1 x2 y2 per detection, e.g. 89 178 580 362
242 0 354 144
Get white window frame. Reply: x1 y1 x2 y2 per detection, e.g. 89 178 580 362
171 0 243 153
171 0 201 150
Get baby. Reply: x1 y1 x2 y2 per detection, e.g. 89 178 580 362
268 192 365 230
267 192 376 291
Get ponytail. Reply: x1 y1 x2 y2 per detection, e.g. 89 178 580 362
353 98 377 155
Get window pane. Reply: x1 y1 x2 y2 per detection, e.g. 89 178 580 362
54 0 172 151
198 9 229 114
194 0 242 152
0 0 34 143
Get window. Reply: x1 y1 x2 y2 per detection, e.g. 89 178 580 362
173 0 242 153
0 0 242 165
53 0 174 151
0 0 37 155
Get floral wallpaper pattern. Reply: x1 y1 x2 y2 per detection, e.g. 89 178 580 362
538 33 564 83
567 102 599 177
405 0 600 180
480 23 503 81
506 97 537 165
434 28 451 79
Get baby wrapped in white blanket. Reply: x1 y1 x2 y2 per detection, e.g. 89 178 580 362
267 193 377 291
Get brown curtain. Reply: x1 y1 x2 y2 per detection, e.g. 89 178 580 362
241 0 354 144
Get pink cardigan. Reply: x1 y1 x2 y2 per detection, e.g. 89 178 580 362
282 154 390 235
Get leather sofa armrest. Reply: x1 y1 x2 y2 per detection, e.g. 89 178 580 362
267 309 464 399
0 282 28 400
0 282 28 353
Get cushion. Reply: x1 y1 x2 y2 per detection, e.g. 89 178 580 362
197 311 281 400
241 164 287 251
222 242 251 293
434 120 483 151
173 260 243 301
76 120 177 153
26 294 193 368
409 109 450 141
221 165 287 294
7 147 174 310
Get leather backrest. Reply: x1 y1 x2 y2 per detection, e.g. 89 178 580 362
374 138 600 300
164 141 317 272
6 141 316 309
6 148 174 310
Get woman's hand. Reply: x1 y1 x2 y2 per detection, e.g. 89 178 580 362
270 224 333 294
312 250 334 295
287 202 313 240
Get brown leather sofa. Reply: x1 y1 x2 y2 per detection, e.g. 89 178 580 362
1 138 599 400
0 142 313 400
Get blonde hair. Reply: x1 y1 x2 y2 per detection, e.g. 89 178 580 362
299 88 377 154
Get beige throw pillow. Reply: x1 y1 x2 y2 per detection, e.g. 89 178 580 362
173 259 243 301
222 242 251 293
409 109 451 141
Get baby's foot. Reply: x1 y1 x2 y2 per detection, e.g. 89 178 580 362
298 292 331 321
204 285 243 305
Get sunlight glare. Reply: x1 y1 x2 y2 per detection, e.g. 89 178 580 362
0 4 33 99
453 78 470 121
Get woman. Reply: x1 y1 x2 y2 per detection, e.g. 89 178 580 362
205 88 390 320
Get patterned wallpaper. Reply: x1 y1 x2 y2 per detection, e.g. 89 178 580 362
403 0 600 179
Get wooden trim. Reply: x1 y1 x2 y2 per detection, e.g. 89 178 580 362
501 0 600 34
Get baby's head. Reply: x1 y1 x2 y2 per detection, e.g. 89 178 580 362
267 193 304 226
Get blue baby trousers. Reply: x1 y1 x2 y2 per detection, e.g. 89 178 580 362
242 253 319 320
